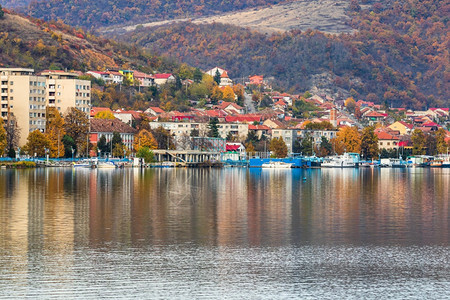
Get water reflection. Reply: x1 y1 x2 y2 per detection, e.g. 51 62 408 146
0 168 449 298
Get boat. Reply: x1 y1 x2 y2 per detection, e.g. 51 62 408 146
261 161 293 168
72 160 94 168
380 158 406 168
321 153 360 168
406 155 432 168
96 161 117 169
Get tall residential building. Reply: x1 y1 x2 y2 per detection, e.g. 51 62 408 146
0 68 91 147
39 70 91 114
1 68 47 146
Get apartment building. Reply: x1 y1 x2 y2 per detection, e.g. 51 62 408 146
39 70 91 114
0 68 91 146
1 68 47 146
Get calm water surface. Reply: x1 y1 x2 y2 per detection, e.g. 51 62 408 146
0 168 449 299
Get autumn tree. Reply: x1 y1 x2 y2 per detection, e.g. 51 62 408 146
24 130 51 157
46 107 66 158
4 115 20 157
330 137 345 155
270 137 288 158
336 126 361 153
297 134 314 156
360 126 379 160
64 108 90 156
151 126 175 149
435 128 448 154
222 86 235 102
94 111 115 119
411 129 426 155
245 142 255 156
0 118 6 156
345 97 356 113
133 129 157 152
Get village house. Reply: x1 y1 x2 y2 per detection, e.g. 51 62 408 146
217 101 244 115
145 106 165 116
90 118 137 153
219 71 233 87
153 73 175 86
263 119 285 129
205 67 227 77
375 131 400 151
133 70 154 87
248 125 271 139
388 121 413 135
87 71 113 84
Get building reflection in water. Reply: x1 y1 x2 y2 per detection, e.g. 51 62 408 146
0 168 448 267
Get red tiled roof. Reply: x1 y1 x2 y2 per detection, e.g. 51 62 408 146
376 131 399 140
249 125 270 130
154 73 173 79
90 118 137 134
225 115 261 123
365 111 385 118
149 107 164 114
398 121 414 129
133 70 154 78
274 100 287 106
422 122 439 127
218 101 243 111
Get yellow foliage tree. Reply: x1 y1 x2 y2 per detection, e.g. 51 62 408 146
336 126 361 153
330 137 346 155
0 118 7 156
45 107 66 158
94 110 115 119
133 129 157 152
24 130 51 157
245 142 255 156
222 86 235 102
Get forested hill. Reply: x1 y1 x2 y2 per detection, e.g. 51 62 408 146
119 0 449 108
0 11 177 73
0 0 30 9
26 0 287 29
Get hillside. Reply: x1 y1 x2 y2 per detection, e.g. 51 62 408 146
118 0 449 108
26 0 288 29
0 0 30 9
106 0 355 35
0 11 174 72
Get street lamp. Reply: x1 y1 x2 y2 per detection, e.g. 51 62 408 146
71 147 75 162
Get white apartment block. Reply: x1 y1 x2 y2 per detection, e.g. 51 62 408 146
0 68 91 146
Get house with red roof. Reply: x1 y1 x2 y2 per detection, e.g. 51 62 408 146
225 114 262 124
154 73 175 86
219 71 233 87
376 131 400 150
388 121 413 135
273 99 288 110
217 101 244 115
363 111 387 125
248 75 264 85
133 70 154 87
113 109 143 126
145 106 165 116
90 118 137 154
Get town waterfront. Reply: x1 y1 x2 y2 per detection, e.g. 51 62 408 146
0 168 449 298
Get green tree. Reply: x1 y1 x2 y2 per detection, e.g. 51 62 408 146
136 147 156 163
0 5 4 19
0 118 6 156
270 137 288 158
411 129 426 155
108 132 123 153
207 117 220 138
193 68 203 83
360 126 379 160
298 134 314 156
62 135 76 158
213 69 221 85
24 130 51 157
97 135 108 155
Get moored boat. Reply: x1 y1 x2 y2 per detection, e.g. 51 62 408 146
321 153 360 168
262 161 293 168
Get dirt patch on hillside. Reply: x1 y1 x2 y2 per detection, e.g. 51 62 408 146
110 0 355 35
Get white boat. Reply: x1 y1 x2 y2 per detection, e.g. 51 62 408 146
321 153 360 168
261 161 293 168
72 160 93 168
97 161 117 169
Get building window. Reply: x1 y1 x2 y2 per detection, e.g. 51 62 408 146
9 81 13 85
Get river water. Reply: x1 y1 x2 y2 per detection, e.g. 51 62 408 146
0 168 449 299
